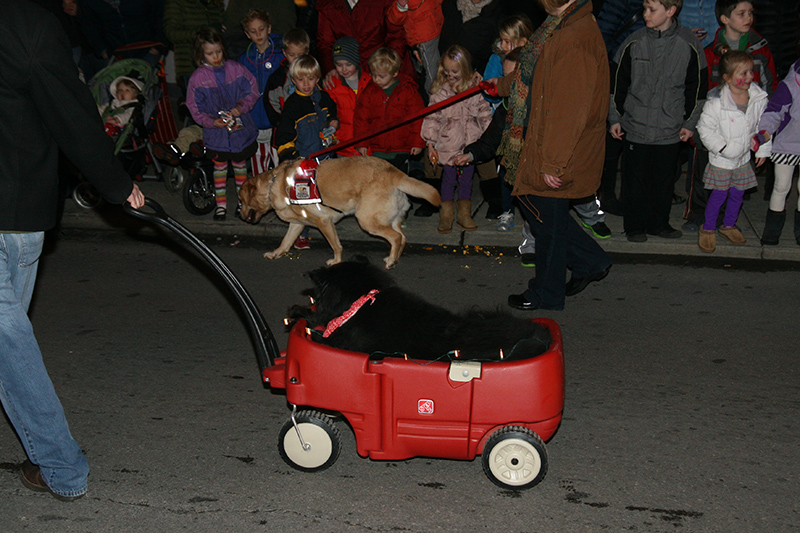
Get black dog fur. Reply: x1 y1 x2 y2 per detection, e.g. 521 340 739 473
287 258 551 361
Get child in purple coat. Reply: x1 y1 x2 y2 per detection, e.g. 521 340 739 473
186 27 259 220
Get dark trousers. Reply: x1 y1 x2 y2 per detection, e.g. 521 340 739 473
622 140 681 235
518 195 612 310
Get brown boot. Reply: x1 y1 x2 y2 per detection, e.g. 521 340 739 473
698 228 716 253
718 225 746 244
456 199 477 231
438 201 454 233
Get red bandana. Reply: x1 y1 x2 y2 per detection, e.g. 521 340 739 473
322 289 380 338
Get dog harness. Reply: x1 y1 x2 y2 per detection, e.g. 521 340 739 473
322 289 380 338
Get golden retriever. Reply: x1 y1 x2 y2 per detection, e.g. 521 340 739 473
238 157 441 268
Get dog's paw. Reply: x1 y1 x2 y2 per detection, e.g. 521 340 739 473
383 257 398 270
326 257 341 266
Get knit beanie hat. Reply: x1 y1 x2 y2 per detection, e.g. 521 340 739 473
332 36 360 68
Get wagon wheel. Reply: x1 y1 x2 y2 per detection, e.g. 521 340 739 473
482 426 548 490
161 165 186 193
278 410 341 473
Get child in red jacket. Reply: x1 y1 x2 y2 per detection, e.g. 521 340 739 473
327 36 372 157
353 47 425 169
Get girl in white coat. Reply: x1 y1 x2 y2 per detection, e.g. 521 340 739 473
696 48 771 252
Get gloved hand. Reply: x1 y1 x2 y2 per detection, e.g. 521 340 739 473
751 130 769 152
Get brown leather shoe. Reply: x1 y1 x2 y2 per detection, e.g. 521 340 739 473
20 460 85 501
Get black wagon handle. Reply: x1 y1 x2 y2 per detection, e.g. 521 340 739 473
124 198 279 369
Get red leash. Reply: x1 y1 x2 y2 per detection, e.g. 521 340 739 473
307 81 497 160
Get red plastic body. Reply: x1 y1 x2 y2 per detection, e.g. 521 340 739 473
263 318 564 461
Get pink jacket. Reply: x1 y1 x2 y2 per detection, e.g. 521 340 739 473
387 0 444 46
421 81 492 166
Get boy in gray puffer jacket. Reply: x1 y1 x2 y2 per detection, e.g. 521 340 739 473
608 0 708 242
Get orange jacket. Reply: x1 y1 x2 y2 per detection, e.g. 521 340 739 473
328 71 372 157
387 0 444 46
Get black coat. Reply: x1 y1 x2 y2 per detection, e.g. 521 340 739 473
1 0 132 231
464 102 507 164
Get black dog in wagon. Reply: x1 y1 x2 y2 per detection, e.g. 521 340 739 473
287 258 551 361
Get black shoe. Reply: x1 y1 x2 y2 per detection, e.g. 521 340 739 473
414 202 438 217
213 207 227 221
520 253 536 267
485 203 503 219
626 232 647 243
508 293 538 310
583 221 611 239
658 226 682 239
565 265 611 297
672 193 686 205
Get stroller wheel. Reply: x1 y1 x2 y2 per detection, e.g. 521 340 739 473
161 165 186 193
182 167 215 215
72 181 103 209
278 410 342 473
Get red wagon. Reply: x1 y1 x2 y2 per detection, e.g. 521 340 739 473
127 200 565 490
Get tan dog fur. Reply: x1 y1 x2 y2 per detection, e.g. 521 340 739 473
239 157 441 268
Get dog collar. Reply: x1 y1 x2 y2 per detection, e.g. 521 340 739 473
322 289 380 338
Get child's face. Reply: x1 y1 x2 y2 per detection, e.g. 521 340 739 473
442 57 463 86
284 44 308 65
721 2 754 36
499 33 527 55
643 0 676 32
371 70 398 89
502 59 516 77
116 84 138 102
293 75 319 95
244 19 271 49
724 62 754 91
335 59 358 80
202 42 224 67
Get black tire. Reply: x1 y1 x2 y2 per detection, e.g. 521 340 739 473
278 410 341 473
482 426 548 490
71 181 103 209
161 165 186 193
182 167 215 215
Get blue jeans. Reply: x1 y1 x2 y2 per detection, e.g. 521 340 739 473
0 232 89 498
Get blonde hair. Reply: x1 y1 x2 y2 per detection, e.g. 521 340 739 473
716 46 755 84
499 14 534 45
431 45 473 94
368 47 402 76
289 54 322 81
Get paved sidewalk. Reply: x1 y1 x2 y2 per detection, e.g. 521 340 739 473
59 174 800 262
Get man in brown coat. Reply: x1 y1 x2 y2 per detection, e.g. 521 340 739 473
495 0 611 310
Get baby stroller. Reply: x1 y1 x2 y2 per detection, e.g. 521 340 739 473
73 59 183 207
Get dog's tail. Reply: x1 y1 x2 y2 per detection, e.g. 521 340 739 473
393 174 441 206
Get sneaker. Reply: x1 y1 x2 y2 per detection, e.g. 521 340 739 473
583 220 611 239
520 253 536 267
496 211 515 231
293 236 311 250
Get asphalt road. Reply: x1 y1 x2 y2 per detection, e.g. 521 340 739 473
1 228 798 532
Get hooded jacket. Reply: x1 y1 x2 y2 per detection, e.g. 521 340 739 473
697 82 771 169
609 18 708 145
757 59 800 157
186 59 259 153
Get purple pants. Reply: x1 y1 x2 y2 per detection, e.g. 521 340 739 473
703 188 744 231
441 164 475 201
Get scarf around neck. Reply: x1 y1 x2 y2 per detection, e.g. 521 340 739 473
497 0 586 185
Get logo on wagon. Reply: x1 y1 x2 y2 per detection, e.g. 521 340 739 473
418 399 434 415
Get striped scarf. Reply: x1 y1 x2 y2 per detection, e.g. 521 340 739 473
498 0 586 185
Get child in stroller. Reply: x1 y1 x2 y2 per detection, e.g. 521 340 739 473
98 76 142 139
